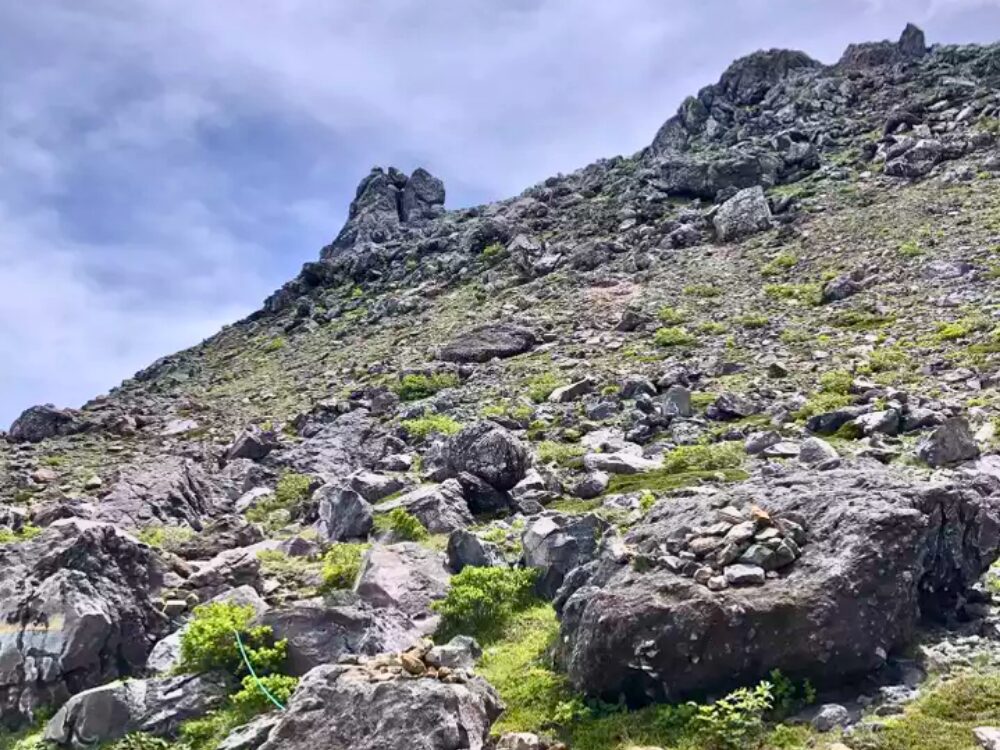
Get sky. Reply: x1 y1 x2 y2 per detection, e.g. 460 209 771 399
1 0 1000 428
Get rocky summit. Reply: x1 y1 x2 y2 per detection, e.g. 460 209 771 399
7 22 1000 750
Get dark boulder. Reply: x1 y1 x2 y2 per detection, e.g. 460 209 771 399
523 513 609 599
444 422 530 491
440 324 537 363
8 405 85 443
557 466 1000 704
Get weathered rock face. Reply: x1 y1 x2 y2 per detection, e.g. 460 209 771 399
917 417 981 467
439 323 537 363
444 422 530 491
257 658 502 750
7 405 85 443
279 409 404 481
316 486 374 542
712 186 772 241
43 673 227 748
523 513 610 599
0 521 166 726
354 543 451 629
258 599 422 676
94 456 229 531
557 466 1000 704
375 480 472 534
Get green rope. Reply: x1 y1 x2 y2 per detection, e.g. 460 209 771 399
233 629 287 711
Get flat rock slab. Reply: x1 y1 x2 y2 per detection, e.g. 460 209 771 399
439 324 537 363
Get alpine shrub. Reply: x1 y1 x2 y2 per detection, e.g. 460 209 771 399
178 602 286 677
433 566 539 642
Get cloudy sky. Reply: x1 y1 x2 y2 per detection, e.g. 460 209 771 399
1 0 999 427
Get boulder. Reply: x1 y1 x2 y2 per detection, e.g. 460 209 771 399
523 513 610 599
400 167 446 221
355 543 451 628
440 324 537 363
259 599 422 676
798 437 841 468
548 378 596 403
584 452 660 475
279 409 404 480
456 472 510 515
225 426 279 462
349 471 406 503
426 636 482 671
257 660 502 750
444 422 530 491
446 529 508 572
557 467 1000 703
712 186 772 242
917 417 980 467
316 486 374 542
218 714 282 750
0 521 166 726
168 515 264 560
184 546 262 600
8 404 85 443
375 480 472 534
43 673 227 748
94 456 229 531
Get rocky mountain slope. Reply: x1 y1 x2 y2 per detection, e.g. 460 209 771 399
5 22 1000 750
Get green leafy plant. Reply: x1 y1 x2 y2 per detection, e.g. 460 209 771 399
106 734 173 750
433 566 539 642
818 369 853 395
263 336 286 353
763 282 822 306
137 525 194 552
654 326 698 347
245 472 313 528
178 602 286 677
683 283 722 298
393 372 460 401
662 443 744 473
0 524 42 545
320 543 368 591
760 252 797 277
736 314 769 329
524 372 565 403
657 306 688 324
374 507 428 541
688 681 774 750
536 440 586 467
230 673 299 716
401 413 462 439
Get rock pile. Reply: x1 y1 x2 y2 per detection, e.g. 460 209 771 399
639 504 805 590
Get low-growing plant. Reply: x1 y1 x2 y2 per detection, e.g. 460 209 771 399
683 283 722 298
657 305 688 324
697 321 728 335
760 252 797 277
688 681 774 750
524 372 565 403
178 602 287 677
898 239 924 257
393 372 460 401
654 326 698 347
535 440 586 467
401 413 462 439
137 525 195 552
320 543 368 591
934 315 991 342
763 282 822 306
245 472 313 529
736 314 769 329
230 673 299 716
433 566 539 642
818 369 853 395
662 442 744 473
0 524 42 546
374 507 428 541
106 734 173 750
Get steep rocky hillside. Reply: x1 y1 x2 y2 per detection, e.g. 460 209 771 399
5 23 1000 750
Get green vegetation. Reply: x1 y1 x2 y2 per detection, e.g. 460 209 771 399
433 566 539 642
319 543 368 591
524 372 565 403
818 369 853 395
481 400 535 423
934 315 991 342
855 672 1000 750
760 252 797 277
696 321 728 335
481 242 506 264
662 442 745 473
831 309 895 330
245 472 313 529
606 467 748 495
374 507 429 541
654 326 698 347
657 306 688 324
401 412 462 439
263 336 286 353
898 239 924 257
256 549 321 595
229 673 299 716
178 601 286 677
0 524 42 545
393 372 460 401
535 440 587 467
137 525 195 552
683 283 722 298
763 283 822 306
736 314 769 329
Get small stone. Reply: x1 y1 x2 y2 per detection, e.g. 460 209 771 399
724 521 756 544
161 599 188 618
83 474 103 490
974 726 1000 750
717 506 744 524
724 564 766 586
811 703 851 732
739 544 774 567
707 575 728 591
693 566 714 584
689 536 725 558
400 652 426 676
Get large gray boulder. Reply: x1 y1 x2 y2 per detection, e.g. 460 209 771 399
8 404 85 443
523 513 609 599
444 422 530 491
316 486 374 542
43 673 227 748
94 456 229 531
0 521 166 726
257 660 502 750
279 409 405 481
713 186 772 242
354 543 451 630
917 417 980 467
557 466 1000 704
258 599 422 676
375 480 472 534
439 324 537 363
447 529 508 572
